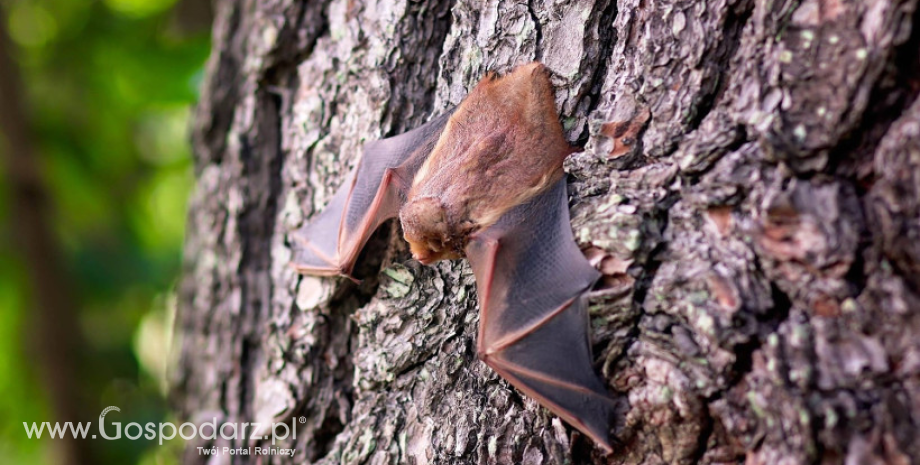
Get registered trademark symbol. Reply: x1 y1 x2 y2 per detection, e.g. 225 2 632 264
299 417 306 424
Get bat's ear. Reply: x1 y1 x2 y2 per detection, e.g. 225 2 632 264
474 71 497 86
523 61 549 75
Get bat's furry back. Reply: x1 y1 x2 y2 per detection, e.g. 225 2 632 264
401 63 575 263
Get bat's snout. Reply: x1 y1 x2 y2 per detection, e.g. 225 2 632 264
408 243 434 264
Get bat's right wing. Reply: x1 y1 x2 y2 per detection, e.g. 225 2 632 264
292 112 452 277
465 178 615 452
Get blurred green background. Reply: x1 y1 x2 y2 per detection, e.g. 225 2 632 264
0 0 210 463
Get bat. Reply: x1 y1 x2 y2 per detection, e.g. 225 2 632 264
292 62 616 452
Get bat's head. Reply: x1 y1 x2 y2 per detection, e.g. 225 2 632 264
399 196 470 265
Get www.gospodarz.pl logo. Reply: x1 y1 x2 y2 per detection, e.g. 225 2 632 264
23 405 305 452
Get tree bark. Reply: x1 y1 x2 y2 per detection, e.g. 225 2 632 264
176 0 920 463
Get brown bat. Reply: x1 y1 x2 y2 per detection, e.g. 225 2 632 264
292 62 616 452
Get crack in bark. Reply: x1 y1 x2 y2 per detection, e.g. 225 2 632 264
526 0 544 60
576 0 618 146
687 0 755 133
828 2 920 181
234 91 285 445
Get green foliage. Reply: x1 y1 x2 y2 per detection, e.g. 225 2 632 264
0 0 209 463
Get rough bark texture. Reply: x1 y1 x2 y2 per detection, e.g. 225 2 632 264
176 0 920 463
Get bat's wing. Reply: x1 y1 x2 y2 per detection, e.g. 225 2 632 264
292 112 452 277
465 178 614 452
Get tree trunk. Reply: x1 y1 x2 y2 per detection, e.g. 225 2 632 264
175 0 920 463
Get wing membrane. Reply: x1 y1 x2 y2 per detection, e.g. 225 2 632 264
291 112 452 277
466 178 614 451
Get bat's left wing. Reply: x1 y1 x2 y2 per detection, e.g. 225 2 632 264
292 112 452 277
465 178 615 452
